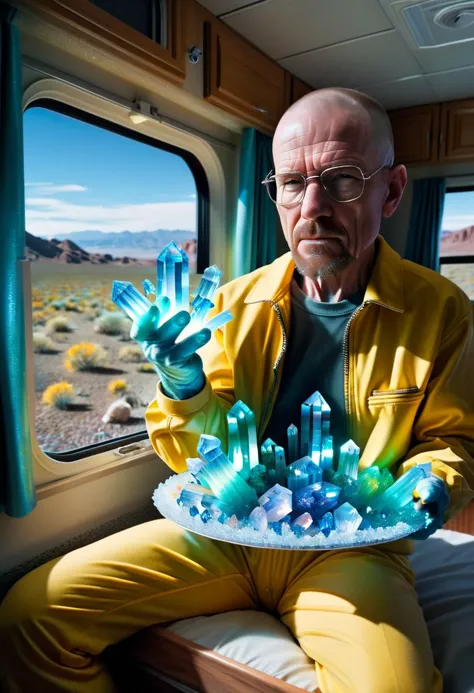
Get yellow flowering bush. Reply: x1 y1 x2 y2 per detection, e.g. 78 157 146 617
137 362 155 373
42 381 74 409
65 342 107 371
46 315 75 333
108 379 128 394
33 332 58 354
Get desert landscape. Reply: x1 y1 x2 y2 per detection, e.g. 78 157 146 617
440 225 474 299
29 231 198 455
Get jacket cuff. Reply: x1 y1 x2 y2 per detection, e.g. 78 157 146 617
155 377 212 417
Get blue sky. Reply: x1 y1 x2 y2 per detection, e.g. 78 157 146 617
23 106 197 237
442 190 474 232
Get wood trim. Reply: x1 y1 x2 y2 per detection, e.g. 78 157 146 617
18 0 186 85
119 626 322 693
444 500 474 536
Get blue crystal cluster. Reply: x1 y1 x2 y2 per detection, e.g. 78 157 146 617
173 391 434 543
111 240 233 336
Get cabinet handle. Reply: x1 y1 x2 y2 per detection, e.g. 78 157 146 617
254 105 269 114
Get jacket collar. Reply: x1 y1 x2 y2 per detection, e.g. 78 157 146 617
244 235 405 313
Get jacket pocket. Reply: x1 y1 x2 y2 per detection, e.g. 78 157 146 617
367 387 424 409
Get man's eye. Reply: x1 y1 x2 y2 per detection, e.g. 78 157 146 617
282 178 303 187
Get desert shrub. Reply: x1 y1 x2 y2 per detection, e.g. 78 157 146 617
33 332 58 354
94 311 130 336
65 342 107 371
32 310 46 325
108 379 128 395
137 362 155 373
42 381 74 409
50 300 66 311
46 315 75 333
118 345 145 363
64 301 82 312
32 300 44 310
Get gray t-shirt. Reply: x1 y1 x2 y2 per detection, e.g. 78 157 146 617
262 277 364 461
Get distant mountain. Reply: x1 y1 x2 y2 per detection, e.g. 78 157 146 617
52 229 195 251
440 225 474 257
25 231 142 265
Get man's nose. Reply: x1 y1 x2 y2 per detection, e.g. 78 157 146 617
300 179 333 220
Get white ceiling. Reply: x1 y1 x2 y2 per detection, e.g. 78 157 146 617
199 0 474 110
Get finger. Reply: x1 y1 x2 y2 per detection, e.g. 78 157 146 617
155 310 190 345
131 304 161 340
155 295 170 317
165 328 211 363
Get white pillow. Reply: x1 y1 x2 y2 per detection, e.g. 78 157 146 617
166 609 319 692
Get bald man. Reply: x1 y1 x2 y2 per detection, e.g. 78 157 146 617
1 89 474 693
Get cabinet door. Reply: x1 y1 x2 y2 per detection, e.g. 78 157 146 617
204 20 286 133
440 99 474 162
389 105 440 165
291 77 313 104
21 0 186 85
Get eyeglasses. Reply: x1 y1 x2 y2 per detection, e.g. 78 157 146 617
261 164 389 206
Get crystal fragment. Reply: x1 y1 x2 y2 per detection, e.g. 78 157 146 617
186 457 205 477
249 506 268 532
373 466 428 512
260 438 276 469
334 502 362 534
157 241 189 315
192 265 221 304
196 434 258 518
287 424 299 463
286 456 322 491
227 400 259 480
354 467 393 507
319 511 334 537
258 484 292 522
337 440 360 480
205 310 233 332
294 482 341 519
292 512 313 530
142 279 155 296
179 483 218 510
190 297 214 325
189 505 199 517
201 509 211 523
111 281 151 322
321 435 334 470
300 391 331 465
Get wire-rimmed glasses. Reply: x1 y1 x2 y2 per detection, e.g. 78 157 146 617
261 164 389 206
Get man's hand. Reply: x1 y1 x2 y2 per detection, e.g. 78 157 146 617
131 302 211 401
411 475 450 540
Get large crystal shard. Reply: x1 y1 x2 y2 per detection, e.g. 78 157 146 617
274 444 287 485
287 424 299 463
258 484 292 522
249 506 268 532
300 391 331 464
192 265 221 306
286 456 322 491
337 440 360 480
372 466 428 512
111 281 151 322
196 434 258 518
334 502 362 534
227 400 259 481
179 483 219 510
293 482 341 519
353 467 393 508
157 241 189 314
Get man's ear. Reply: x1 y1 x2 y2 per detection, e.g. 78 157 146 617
382 165 407 218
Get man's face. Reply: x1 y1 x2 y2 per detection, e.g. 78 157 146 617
273 103 404 280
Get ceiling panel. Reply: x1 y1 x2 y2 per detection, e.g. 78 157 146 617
280 31 423 90
223 0 393 61
427 65 474 102
357 75 438 110
404 42 474 74
197 0 257 16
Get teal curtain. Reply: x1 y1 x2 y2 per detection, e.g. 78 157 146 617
0 4 35 517
232 128 276 278
405 178 446 272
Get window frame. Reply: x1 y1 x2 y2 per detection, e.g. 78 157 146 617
25 98 209 463
439 184 474 302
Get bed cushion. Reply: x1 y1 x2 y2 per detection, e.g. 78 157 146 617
165 529 474 693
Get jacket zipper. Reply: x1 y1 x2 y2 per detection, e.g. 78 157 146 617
258 301 287 440
370 386 419 396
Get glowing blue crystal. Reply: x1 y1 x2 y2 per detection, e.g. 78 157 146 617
261 438 276 469
142 279 156 296
157 241 189 314
192 265 221 303
292 512 313 530
249 506 268 532
258 484 292 522
300 391 331 464
319 511 334 537
321 435 334 470
186 457 205 477
196 434 258 519
190 297 214 325
337 440 360 480
201 509 211 523
353 467 393 507
227 400 259 481
286 456 322 491
334 502 362 534
294 482 341 519
287 424 299 463
179 483 219 511
111 281 152 322
274 444 287 485
373 466 428 512
205 310 233 332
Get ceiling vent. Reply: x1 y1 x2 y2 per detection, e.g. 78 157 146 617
394 0 474 47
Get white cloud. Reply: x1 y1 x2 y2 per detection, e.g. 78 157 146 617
25 197 196 236
442 215 474 232
25 183 88 194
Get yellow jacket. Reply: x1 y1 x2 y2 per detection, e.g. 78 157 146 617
147 236 474 523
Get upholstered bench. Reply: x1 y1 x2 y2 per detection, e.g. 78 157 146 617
109 523 474 693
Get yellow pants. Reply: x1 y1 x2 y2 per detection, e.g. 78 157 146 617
0 518 442 693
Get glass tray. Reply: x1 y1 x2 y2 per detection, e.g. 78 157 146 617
153 473 425 551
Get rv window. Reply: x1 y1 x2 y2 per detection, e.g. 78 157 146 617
24 101 208 461
440 188 474 301
90 0 168 47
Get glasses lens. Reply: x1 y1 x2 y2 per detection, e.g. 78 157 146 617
272 173 305 206
321 166 364 202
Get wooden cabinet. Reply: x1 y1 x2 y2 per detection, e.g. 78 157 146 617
389 105 440 165
203 19 287 133
440 99 474 162
20 0 186 85
291 76 313 104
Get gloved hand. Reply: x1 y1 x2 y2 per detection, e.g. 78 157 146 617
411 475 450 540
131 300 211 401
